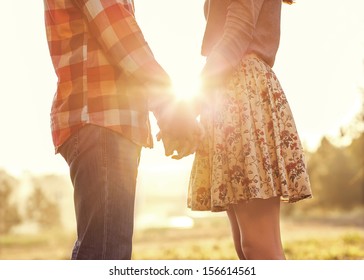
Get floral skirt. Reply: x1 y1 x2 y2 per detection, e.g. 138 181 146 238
188 54 312 212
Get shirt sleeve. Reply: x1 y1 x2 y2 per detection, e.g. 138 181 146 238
73 0 174 115
205 0 265 75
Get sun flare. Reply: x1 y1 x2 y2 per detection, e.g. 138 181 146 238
171 73 202 101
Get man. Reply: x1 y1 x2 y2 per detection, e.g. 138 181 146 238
43 0 200 259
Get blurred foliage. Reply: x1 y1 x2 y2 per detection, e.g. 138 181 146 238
283 92 364 214
0 172 63 234
307 136 363 209
310 92 364 209
26 182 61 230
0 171 22 234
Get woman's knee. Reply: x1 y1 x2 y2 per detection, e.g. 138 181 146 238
233 197 285 260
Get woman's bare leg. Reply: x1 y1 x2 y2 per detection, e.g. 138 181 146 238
230 197 285 260
226 209 246 259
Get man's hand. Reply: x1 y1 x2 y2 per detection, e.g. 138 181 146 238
157 124 203 159
157 100 204 159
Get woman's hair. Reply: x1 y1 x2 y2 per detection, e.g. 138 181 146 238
283 0 294 4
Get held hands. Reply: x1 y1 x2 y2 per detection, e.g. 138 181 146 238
155 51 231 159
157 100 204 160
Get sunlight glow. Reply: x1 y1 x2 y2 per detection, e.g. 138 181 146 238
136 214 194 229
0 0 363 176
172 74 201 101
168 216 194 229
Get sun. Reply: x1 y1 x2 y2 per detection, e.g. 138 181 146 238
170 70 202 101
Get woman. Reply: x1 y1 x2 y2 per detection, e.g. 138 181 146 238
188 0 312 260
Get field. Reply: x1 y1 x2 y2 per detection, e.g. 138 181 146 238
1 210 364 260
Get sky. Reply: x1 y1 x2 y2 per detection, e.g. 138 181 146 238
0 0 363 176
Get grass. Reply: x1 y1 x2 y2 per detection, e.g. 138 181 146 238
131 216 364 260
1 213 363 260
284 232 364 260
0 231 74 260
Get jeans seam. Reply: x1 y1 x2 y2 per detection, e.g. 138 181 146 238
73 131 79 164
101 127 109 259
70 131 80 259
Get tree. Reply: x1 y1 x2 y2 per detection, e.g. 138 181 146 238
26 183 61 230
343 91 364 205
306 91 364 210
348 133 364 204
0 170 22 234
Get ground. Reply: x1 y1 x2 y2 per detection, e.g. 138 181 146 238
1 211 363 260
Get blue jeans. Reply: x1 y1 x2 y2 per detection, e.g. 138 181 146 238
59 125 141 259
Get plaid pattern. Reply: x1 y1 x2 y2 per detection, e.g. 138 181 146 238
44 0 173 152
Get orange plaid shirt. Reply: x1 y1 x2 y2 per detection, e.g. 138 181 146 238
44 0 174 152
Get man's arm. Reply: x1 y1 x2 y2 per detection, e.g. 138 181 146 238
73 0 174 117
73 0 201 157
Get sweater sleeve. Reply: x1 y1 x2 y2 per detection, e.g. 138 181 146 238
203 0 265 76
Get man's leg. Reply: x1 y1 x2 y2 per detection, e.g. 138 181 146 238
60 125 141 259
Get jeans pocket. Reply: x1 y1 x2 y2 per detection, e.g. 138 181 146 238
59 130 79 166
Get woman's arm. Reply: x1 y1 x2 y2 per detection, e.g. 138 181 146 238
202 0 265 80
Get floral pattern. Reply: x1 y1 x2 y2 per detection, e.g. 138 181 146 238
188 55 312 212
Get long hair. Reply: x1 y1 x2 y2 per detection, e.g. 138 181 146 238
283 0 294 4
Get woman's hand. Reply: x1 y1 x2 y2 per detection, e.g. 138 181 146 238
156 100 204 159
